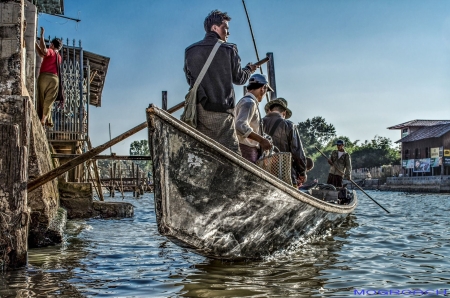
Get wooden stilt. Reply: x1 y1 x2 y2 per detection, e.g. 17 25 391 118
112 162 116 197
87 161 101 200
131 162 135 197
27 103 185 193
119 163 124 199
136 165 140 198
109 166 113 197
87 137 104 201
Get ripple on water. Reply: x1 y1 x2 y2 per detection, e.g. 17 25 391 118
1 191 450 297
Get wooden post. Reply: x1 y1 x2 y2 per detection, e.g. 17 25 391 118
112 162 116 197
87 137 104 201
109 166 113 197
27 121 147 193
162 91 168 110
136 165 140 198
27 103 185 193
139 170 144 195
0 124 29 270
266 52 277 100
131 162 135 197
87 161 101 199
119 163 124 199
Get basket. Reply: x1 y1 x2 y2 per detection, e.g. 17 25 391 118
256 151 292 185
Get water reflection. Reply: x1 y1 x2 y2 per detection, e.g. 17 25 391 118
176 216 357 297
1 192 450 297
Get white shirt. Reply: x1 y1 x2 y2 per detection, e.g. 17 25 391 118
235 92 261 148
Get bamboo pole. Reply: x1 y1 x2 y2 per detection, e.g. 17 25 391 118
112 162 116 197
119 163 124 199
131 162 135 197
87 137 104 201
51 154 153 160
109 165 114 197
136 165 140 198
27 103 184 193
87 161 101 199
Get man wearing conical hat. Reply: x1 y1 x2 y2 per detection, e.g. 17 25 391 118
263 98 312 187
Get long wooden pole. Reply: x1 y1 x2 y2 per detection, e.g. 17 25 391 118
241 0 270 103
315 146 390 214
27 103 184 193
87 137 104 201
51 154 153 160
28 121 146 193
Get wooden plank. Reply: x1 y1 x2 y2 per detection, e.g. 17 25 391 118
266 52 277 100
87 137 104 201
27 102 184 193
51 154 152 160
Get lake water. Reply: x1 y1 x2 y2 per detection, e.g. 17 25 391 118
1 191 450 297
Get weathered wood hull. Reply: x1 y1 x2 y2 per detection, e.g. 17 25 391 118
146 106 357 260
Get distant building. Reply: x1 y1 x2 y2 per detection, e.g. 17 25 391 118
388 120 450 177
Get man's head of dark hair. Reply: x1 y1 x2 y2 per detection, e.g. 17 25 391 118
204 10 231 32
51 38 62 50
269 103 286 113
247 83 265 91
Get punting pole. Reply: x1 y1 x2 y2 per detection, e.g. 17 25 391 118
27 102 184 193
315 146 390 214
109 123 113 155
242 0 271 103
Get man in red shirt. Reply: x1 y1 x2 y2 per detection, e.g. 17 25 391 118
35 27 62 127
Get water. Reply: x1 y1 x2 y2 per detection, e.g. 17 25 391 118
1 191 450 297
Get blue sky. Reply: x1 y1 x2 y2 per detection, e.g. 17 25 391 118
38 0 450 154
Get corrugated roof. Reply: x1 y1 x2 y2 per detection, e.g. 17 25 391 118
388 119 450 130
396 123 450 143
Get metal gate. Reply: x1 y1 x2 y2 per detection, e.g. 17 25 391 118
47 39 90 141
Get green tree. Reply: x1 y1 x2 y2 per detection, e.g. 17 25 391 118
130 140 150 156
297 116 336 156
129 140 152 173
350 135 400 169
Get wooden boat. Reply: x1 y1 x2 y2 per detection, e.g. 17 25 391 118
146 105 357 260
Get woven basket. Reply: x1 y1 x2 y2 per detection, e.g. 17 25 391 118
256 152 292 185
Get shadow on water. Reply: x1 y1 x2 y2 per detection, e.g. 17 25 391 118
2 191 450 297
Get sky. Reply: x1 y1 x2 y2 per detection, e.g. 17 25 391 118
38 0 450 154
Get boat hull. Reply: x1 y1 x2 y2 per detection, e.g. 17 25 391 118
147 106 357 260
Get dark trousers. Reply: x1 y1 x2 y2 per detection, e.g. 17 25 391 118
327 173 343 187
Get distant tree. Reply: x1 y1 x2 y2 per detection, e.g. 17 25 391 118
350 135 400 169
130 140 152 173
297 116 336 156
130 140 150 156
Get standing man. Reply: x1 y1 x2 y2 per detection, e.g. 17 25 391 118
235 74 273 163
327 139 352 187
184 10 257 153
35 26 62 127
263 98 312 187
